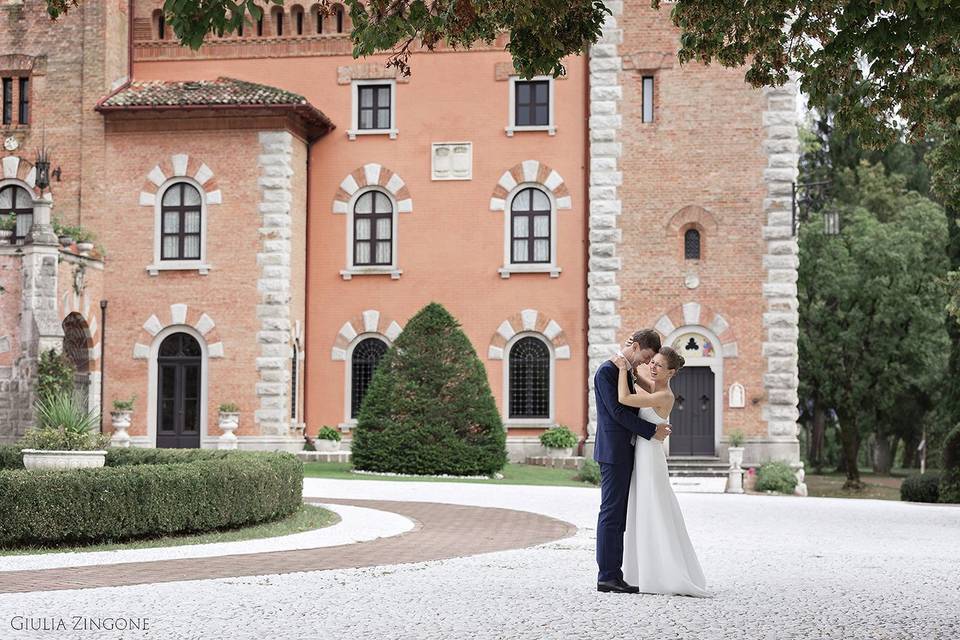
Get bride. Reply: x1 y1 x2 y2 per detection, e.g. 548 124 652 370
612 346 710 597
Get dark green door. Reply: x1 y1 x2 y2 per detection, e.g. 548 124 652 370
669 366 715 456
156 333 202 449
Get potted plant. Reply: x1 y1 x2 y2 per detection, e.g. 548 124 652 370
315 426 342 452
20 391 109 470
540 425 578 458
728 430 746 469
110 396 135 448
74 227 95 254
0 214 15 244
218 403 240 449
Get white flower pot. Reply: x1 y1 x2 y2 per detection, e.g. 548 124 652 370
728 446 745 469
218 412 239 450
110 410 132 448
76 241 94 255
546 446 573 459
21 449 107 470
316 439 340 452
0 229 12 245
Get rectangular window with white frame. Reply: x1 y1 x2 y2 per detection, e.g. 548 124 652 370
348 80 397 140
507 76 555 136
642 75 655 123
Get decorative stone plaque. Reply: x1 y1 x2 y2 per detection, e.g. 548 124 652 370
729 383 745 408
432 142 472 181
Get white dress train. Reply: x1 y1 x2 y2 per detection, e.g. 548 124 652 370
622 407 710 597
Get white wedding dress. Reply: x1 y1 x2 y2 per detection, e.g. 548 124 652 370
622 406 710 597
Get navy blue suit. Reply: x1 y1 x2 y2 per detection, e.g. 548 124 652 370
593 360 658 583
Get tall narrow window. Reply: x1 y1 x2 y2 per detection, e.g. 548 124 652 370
642 75 654 123
18 78 29 125
350 337 387 418
275 10 284 36
684 228 701 260
508 337 551 419
237 19 243 36
315 5 323 33
357 84 391 130
2 78 11 125
0 185 33 241
291 340 299 420
257 16 264 36
353 190 393 266
515 80 550 127
335 5 344 32
160 183 202 260
158 15 165 39
293 7 304 34
510 187 551 264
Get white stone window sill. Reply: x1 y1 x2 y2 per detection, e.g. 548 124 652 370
340 267 402 280
499 265 561 279
347 128 399 140
338 421 356 433
147 262 211 276
505 125 556 137
505 420 557 429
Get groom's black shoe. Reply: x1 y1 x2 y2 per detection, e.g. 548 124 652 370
597 578 640 594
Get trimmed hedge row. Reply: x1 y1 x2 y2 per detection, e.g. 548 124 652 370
0 447 303 548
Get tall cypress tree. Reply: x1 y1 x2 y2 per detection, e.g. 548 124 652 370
351 302 507 476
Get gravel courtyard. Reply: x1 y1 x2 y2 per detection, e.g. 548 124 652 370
1 478 958 640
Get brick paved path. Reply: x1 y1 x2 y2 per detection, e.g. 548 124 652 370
0 498 576 594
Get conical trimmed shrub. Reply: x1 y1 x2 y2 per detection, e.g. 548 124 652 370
351 302 507 476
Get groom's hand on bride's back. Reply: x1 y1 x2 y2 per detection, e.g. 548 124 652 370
655 423 672 441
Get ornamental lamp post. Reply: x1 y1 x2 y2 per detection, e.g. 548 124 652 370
34 146 50 191
823 208 840 236
791 180 836 237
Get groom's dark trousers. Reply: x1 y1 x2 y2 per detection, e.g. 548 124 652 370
593 360 658 583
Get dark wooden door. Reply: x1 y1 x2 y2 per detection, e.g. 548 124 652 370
156 333 202 449
669 366 715 456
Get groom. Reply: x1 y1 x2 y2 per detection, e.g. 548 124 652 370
593 328 671 593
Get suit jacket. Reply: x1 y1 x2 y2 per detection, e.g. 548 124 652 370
592 360 658 465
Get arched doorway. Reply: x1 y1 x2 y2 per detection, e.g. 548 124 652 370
668 330 722 456
156 332 202 448
62 312 91 408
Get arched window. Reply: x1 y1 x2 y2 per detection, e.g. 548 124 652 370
151 10 166 40
350 337 387 418
291 5 304 35
510 187 551 264
508 336 551 419
272 6 284 36
334 4 344 32
684 228 701 260
160 182 202 260
353 190 393 266
312 3 324 33
0 184 33 241
256 14 264 36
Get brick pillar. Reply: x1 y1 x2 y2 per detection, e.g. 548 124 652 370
585 1 625 449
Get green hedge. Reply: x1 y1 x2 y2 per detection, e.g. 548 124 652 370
756 461 798 494
940 424 960 504
900 472 941 503
0 448 302 548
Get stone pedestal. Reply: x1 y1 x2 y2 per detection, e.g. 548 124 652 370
110 410 132 447
217 412 239 450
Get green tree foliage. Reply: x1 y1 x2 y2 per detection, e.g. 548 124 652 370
46 0 609 79
36 349 75 402
798 163 949 488
940 425 960 503
351 302 507 476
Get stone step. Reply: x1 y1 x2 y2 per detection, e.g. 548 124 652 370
669 476 728 493
295 451 352 463
525 456 584 470
668 469 730 478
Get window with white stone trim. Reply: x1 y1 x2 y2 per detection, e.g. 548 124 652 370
149 178 211 275
0 183 33 242
506 75 556 136
348 80 397 140
503 332 555 426
499 184 560 278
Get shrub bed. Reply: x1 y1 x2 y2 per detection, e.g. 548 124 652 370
756 460 798 494
900 472 941 503
0 448 302 548
939 424 960 504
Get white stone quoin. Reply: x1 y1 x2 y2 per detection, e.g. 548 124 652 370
585 1 625 446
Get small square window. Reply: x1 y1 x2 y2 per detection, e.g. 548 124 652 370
507 76 556 136
348 81 398 140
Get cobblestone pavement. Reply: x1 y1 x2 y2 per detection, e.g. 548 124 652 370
1 479 958 640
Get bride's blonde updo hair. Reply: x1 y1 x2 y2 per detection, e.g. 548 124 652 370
659 346 685 371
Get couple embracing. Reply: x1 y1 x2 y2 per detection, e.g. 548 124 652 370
593 329 709 597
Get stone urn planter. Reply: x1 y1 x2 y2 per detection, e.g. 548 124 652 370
217 409 239 450
314 426 342 452
727 446 745 469
0 229 12 245
546 446 574 459
316 438 340 452
76 241 94 255
58 235 73 247
110 410 132 448
21 449 107 470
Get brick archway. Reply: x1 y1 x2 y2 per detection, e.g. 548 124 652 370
137 154 222 207
132 304 225 360
331 309 404 360
58 291 101 372
331 164 412 215
1 155 45 198
488 160 572 212
487 309 571 360
653 302 738 358
665 205 719 237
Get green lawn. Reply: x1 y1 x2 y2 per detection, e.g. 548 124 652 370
303 462 598 488
803 471 904 501
0 504 339 556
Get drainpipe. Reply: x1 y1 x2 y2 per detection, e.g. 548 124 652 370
581 56 591 457
99 299 107 432
302 139 313 433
